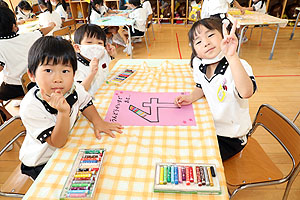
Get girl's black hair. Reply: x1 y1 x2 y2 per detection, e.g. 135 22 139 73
188 17 233 67
0 7 16 37
129 0 142 7
0 0 9 7
38 0 52 13
15 0 33 14
74 24 106 46
53 0 67 11
28 36 77 76
87 0 104 23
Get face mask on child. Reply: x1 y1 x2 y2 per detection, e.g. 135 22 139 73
201 51 224 65
79 44 106 61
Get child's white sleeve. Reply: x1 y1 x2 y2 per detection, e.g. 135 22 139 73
192 57 203 88
75 82 94 112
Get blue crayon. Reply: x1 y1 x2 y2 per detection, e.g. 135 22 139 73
67 189 89 194
171 165 175 184
174 166 179 185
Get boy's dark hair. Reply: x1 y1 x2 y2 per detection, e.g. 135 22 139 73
28 36 77 75
0 0 9 7
15 0 33 13
129 0 141 7
0 7 16 37
74 24 106 46
38 0 52 13
188 17 234 66
87 0 104 23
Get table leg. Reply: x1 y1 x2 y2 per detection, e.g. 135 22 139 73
125 25 133 59
290 11 300 40
269 25 280 60
237 26 247 56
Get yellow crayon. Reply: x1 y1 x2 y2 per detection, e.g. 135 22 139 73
160 166 164 185
207 167 214 186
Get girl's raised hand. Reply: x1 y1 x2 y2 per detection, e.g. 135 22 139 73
220 19 238 57
40 89 70 114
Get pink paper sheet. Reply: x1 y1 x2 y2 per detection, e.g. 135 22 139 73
105 91 196 126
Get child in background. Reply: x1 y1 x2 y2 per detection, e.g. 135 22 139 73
19 36 123 180
38 0 62 35
201 0 245 19
122 0 147 54
15 0 37 25
142 0 152 17
50 0 68 21
87 0 117 24
175 18 257 161
73 24 117 96
243 0 266 14
0 7 55 103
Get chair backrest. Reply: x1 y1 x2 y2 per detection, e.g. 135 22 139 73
147 14 153 28
20 72 32 95
53 26 72 42
0 116 25 156
62 19 77 33
252 104 300 165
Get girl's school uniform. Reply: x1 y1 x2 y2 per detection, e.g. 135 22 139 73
201 0 233 19
54 3 68 20
89 6 109 24
16 10 35 21
19 83 93 175
75 52 110 96
142 1 153 17
192 56 257 159
38 10 62 35
128 6 147 36
0 31 42 100
252 0 266 13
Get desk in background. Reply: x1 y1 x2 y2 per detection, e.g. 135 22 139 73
18 20 39 34
228 10 288 60
94 15 135 59
23 59 228 200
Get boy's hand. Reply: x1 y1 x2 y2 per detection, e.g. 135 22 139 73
106 43 117 57
174 95 193 108
41 89 70 114
93 121 123 140
90 57 99 75
221 19 238 57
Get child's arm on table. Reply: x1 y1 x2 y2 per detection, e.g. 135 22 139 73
82 105 123 139
175 87 204 107
39 22 56 36
221 20 253 98
42 89 71 148
80 58 99 91
233 0 245 15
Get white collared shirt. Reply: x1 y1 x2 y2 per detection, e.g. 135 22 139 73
192 56 256 138
54 4 68 19
142 1 153 16
201 0 233 18
89 6 109 24
19 82 93 167
128 7 147 32
38 10 62 36
0 31 42 85
252 0 266 13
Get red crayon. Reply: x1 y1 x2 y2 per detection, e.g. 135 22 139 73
196 166 202 186
185 166 190 185
189 166 194 183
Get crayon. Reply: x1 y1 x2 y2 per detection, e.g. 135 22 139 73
210 166 216 177
196 166 202 186
182 166 186 181
203 166 210 186
207 167 214 186
74 173 92 178
71 183 91 188
167 166 171 183
163 166 167 184
185 166 190 185
178 166 182 183
68 193 87 197
189 166 194 183
67 189 89 194
174 166 178 185
160 166 164 185
200 166 206 185
171 165 175 184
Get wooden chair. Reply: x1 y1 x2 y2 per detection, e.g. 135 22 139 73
62 19 77 35
53 26 72 43
223 104 300 200
0 116 33 198
146 14 155 43
20 72 33 95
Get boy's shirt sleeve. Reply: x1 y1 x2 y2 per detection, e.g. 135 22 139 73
236 59 257 96
20 104 56 144
75 82 94 112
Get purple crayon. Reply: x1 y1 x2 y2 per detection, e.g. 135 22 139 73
181 166 186 181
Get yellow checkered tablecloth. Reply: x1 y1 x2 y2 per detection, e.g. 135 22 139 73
24 59 228 200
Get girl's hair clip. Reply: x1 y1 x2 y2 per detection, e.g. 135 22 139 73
45 0 48 3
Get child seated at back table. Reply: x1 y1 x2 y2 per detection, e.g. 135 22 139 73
0 7 54 104
19 36 123 180
175 17 257 161
73 24 117 96
15 0 37 25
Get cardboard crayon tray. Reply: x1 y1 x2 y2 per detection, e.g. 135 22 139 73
154 162 221 195
106 69 136 85
59 148 106 199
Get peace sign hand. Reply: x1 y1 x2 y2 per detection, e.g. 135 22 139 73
220 19 238 57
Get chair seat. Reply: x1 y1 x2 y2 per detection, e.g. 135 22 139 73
223 137 283 186
1 163 33 194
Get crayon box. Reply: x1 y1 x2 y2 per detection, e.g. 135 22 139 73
154 162 221 195
59 148 106 200
106 69 136 85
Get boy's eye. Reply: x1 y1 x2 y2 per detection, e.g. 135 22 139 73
45 69 52 72
62 69 70 73
208 33 214 37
